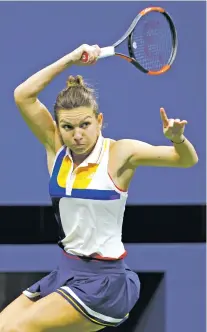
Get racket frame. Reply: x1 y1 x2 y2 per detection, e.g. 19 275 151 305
126 7 178 75
83 6 178 75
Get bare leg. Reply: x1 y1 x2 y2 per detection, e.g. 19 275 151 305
2 292 106 332
0 294 34 329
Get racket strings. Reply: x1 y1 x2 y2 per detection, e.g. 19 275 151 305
132 13 173 71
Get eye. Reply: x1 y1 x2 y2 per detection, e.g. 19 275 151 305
62 124 73 131
80 122 90 129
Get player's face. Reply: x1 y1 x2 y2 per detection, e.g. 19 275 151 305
57 107 103 155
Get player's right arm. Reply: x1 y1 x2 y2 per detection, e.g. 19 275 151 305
14 94 56 152
14 44 101 152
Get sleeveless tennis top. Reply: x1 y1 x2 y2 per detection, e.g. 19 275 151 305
49 134 128 260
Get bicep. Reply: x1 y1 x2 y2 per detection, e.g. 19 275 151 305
126 140 181 168
15 95 56 151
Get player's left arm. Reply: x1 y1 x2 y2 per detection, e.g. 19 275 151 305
121 108 198 168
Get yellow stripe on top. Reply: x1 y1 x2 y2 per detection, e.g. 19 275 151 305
73 164 99 189
57 139 108 190
73 139 108 189
57 155 72 188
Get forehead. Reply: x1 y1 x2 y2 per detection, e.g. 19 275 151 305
58 107 94 124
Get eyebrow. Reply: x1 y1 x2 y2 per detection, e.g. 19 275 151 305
59 116 92 125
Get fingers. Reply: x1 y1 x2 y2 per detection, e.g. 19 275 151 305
179 120 188 127
173 119 187 127
160 107 188 129
160 107 169 128
168 119 187 126
81 44 101 64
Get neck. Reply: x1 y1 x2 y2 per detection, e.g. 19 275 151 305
71 135 100 166
71 149 93 166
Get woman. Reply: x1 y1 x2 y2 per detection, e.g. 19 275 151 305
0 44 198 332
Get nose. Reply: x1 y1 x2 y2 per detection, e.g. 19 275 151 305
73 129 83 144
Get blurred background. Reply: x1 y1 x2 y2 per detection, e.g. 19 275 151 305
0 1 206 332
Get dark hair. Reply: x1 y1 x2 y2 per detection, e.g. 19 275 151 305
54 75 99 123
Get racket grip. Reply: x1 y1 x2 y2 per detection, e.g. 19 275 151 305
99 46 115 59
81 46 115 63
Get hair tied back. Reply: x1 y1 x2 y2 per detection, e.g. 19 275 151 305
66 75 85 88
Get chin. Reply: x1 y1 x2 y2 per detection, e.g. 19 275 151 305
74 149 86 155
73 146 89 154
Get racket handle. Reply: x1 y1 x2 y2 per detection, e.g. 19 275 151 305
81 46 115 63
99 46 115 59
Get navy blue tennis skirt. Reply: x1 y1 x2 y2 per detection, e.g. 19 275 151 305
23 252 140 327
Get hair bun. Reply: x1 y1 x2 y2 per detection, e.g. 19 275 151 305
66 75 85 88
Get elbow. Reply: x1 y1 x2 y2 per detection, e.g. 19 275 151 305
14 85 26 104
181 156 199 168
14 85 35 105
194 154 199 166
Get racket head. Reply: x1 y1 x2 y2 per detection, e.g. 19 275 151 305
126 7 178 75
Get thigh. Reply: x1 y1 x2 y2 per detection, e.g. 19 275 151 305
14 292 105 332
0 294 34 326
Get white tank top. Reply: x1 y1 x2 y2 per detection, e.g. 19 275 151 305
49 134 128 259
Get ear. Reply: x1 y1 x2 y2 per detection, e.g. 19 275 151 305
97 113 103 128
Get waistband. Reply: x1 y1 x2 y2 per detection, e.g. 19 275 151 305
61 251 126 274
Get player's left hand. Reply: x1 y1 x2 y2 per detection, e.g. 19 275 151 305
160 107 188 142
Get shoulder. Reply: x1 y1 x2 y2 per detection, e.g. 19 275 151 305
108 138 141 166
108 138 154 168
109 138 146 155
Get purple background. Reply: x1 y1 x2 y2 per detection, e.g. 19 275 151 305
0 1 205 205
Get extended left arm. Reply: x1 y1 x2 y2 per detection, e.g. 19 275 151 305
124 137 198 168
123 108 198 168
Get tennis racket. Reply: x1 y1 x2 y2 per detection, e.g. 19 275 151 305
82 7 178 75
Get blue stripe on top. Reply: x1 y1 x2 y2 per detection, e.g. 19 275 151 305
71 189 120 200
50 189 120 201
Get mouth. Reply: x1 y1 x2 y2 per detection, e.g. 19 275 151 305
72 144 86 150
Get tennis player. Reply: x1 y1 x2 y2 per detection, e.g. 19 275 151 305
0 44 198 332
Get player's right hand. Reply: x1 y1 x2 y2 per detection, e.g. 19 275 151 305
69 44 101 66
